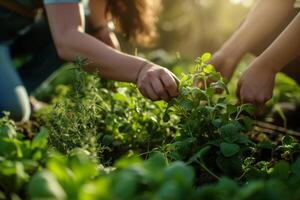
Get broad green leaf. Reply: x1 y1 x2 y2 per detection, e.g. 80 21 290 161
113 93 129 103
28 171 66 200
291 157 300 177
0 124 16 139
114 155 142 169
217 178 239 193
239 104 255 116
227 104 237 115
203 64 214 74
220 143 240 157
111 171 138 199
219 123 240 143
201 53 212 63
179 99 194 110
78 178 110 200
156 181 183 200
241 116 254 131
212 119 222 128
164 162 194 185
282 135 294 146
210 81 229 94
216 155 243 176
187 146 211 164
270 161 290 180
145 152 167 172
31 127 48 149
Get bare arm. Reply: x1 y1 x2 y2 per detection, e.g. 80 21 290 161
45 3 141 82
238 12 300 108
254 13 300 73
45 3 178 101
210 0 297 80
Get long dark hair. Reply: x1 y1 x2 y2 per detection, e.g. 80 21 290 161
107 0 161 46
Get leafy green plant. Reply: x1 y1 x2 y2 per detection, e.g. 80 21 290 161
163 53 255 178
2 53 300 200
0 114 48 199
28 151 199 200
42 59 177 165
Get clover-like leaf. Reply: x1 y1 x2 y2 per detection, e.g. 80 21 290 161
179 99 194 110
220 142 240 157
210 81 229 94
219 123 241 143
201 53 212 63
203 64 214 74
282 135 294 146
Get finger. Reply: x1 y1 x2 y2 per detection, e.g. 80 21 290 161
145 84 160 101
160 72 178 97
138 85 149 99
240 90 254 105
151 78 170 101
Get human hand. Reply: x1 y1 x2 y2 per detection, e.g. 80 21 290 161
137 63 179 102
209 52 238 81
237 62 276 113
193 52 238 90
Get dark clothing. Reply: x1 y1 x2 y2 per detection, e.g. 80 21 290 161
0 17 62 121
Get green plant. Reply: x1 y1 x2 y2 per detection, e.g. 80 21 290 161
42 59 177 165
0 114 48 199
2 53 300 200
162 53 255 179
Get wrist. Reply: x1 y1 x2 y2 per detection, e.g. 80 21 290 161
218 43 246 63
254 55 281 74
135 61 152 83
250 56 279 77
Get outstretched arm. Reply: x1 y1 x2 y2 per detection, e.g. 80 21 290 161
237 12 300 108
45 3 178 101
210 0 297 81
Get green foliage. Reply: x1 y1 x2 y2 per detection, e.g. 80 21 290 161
163 53 255 178
0 114 48 199
42 60 177 164
1 53 300 200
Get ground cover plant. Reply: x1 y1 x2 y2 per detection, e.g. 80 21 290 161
1 53 300 200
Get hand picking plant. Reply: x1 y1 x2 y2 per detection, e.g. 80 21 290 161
163 53 256 178
42 58 177 165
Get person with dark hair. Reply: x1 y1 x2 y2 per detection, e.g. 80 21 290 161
0 0 178 121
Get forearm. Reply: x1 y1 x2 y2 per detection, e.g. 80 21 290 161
60 30 145 83
220 0 296 60
254 13 300 73
45 3 145 83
